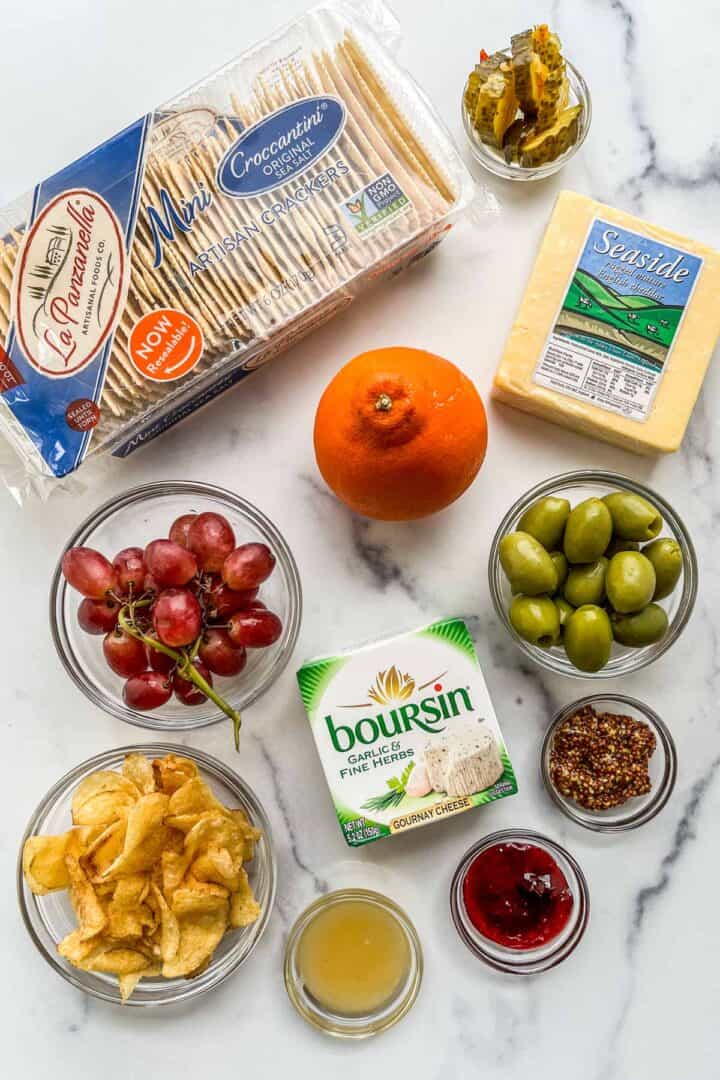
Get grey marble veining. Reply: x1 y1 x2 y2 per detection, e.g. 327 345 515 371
1 0 719 1077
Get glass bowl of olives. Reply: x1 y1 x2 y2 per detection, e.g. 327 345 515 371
488 470 698 678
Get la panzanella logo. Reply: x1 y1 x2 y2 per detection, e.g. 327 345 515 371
14 189 125 378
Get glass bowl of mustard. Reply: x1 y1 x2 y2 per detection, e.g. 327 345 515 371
283 888 423 1038
541 694 677 832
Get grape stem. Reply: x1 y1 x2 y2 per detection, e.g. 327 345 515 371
117 605 242 750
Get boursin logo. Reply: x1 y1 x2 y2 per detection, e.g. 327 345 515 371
325 666 475 752
216 96 346 198
14 189 125 377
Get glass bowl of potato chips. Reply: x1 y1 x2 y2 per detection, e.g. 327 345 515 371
18 744 276 1005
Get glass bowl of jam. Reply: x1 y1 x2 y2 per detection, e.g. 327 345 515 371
450 829 589 974
541 694 677 832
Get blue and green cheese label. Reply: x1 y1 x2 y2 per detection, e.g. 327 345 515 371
533 217 704 422
296 618 517 848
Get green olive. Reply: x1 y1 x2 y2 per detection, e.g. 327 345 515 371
564 557 608 607
549 551 569 591
611 603 669 647
606 551 657 613
517 496 571 551
564 605 613 672
603 491 663 541
554 596 574 638
643 538 683 600
509 595 561 648
499 532 559 596
563 498 613 563
605 537 640 558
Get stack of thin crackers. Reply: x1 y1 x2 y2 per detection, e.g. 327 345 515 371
0 7 471 477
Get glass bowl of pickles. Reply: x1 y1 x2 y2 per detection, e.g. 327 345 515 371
488 470 697 678
461 26 591 181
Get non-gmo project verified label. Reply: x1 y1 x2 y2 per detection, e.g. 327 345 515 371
340 172 411 239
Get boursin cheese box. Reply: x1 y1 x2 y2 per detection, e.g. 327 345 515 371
297 619 517 847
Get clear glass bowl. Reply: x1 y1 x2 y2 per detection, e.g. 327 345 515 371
17 742 277 1006
283 888 423 1038
488 470 698 678
50 481 302 730
462 59 591 181
450 829 589 974
541 694 677 831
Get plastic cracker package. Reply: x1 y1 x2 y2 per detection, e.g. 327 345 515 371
0 0 476 501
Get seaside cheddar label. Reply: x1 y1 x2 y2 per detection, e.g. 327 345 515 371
297 619 517 848
533 217 703 422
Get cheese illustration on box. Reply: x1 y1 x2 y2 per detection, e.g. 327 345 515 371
493 190 720 454
296 618 517 847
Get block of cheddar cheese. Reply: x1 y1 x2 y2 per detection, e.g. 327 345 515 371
493 190 720 454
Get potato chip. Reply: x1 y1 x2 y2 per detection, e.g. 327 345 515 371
167 778 226 819
23 752 263 1001
230 869 262 929
72 790 137 828
84 820 127 879
22 834 71 894
107 904 156 940
152 755 198 795
151 884 180 963
118 964 161 1004
58 928 103 965
102 793 169 878
171 879 229 918
191 845 242 891
183 813 234 857
104 825 174 879
122 753 157 795
230 809 262 861
162 907 229 979
64 845 107 939
162 813 201 834
84 946 154 976
122 792 169 852
161 849 192 898
111 873 149 910
71 772 139 826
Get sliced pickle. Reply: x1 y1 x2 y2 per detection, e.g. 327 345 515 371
502 118 531 163
533 24 564 73
511 30 546 118
536 64 568 131
519 105 582 168
464 51 508 115
511 24 567 131
473 65 518 149
557 74 571 113
464 70 483 114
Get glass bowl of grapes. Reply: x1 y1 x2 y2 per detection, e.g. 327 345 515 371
50 481 302 743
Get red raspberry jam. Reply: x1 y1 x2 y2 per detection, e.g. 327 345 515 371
462 841 573 949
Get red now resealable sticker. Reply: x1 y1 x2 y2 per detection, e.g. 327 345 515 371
0 343 24 392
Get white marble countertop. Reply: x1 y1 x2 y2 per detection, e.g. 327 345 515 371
1 0 718 1076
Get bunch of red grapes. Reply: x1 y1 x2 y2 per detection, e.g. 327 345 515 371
61 511 282 734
